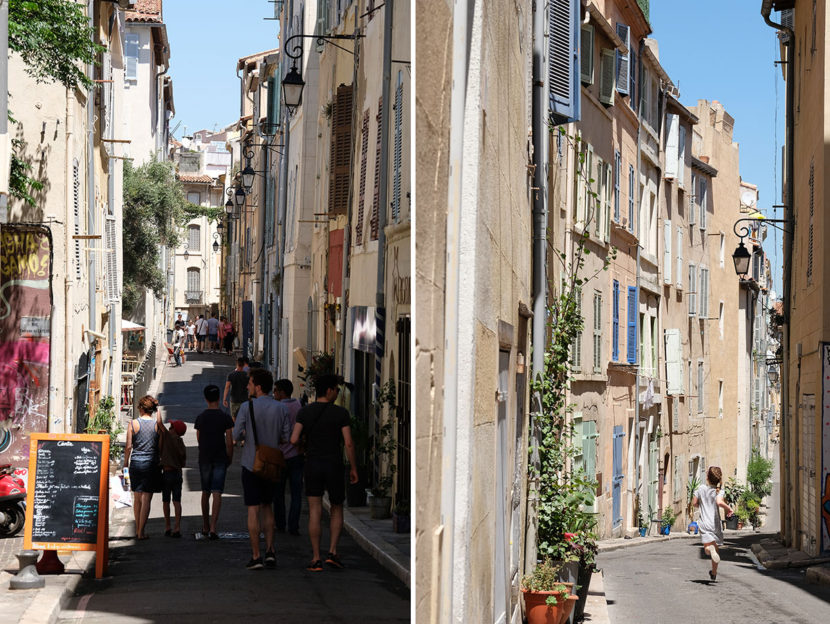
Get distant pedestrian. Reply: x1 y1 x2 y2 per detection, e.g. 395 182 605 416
174 313 185 330
172 326 185 366
194 384 234 540
233 368 292 569
692 466 735 581
223 357 250 423
220 316 235 354
207 313 220 352
291 374 358 571
160 420 187 538
187 319 197 351
195 315 208 353
123 395 163 540
273 379 303 536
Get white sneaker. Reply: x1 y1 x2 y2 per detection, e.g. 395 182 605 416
706 546 720 564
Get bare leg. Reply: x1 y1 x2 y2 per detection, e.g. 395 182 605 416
261 504 275 553
201 491 211 533
703 541 720 576
246 506 261 559
329 503 344 555
137 492 153 538
133 492 142 536
307 496 323 561
210 492 222 533
173 501 182 532
162 500 171 531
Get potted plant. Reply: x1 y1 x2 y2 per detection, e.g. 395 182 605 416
636 507 648 537
660 506 678 535
521 558 578 624
723 478 744 530
735 503 750 529
392 500 410 534
366 381 397 519
85 395 124 463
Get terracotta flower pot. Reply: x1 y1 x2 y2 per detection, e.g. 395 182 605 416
522 587 578 624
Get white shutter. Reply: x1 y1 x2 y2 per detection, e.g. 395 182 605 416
699 178 708 229
676 226 683 288
106 215 119 303
688 264 696 316
665 114 678 179
599 49 615 105
125 34 139 81
581 25 594 85
677 125 686 187
665 329 683 395
595 157 604 237
664 219 672 284
616 23 630 95
604 162 612 242
699 267 709 317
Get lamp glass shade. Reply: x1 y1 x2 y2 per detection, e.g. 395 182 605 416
241 164 256 193
225 198 234 214
183 250 189 260
732 241 751 276
212 240 220 253
234 186 246 208
216 220 224 231
282 65 305 110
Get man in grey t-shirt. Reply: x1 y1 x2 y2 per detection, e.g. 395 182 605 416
206 314 220 352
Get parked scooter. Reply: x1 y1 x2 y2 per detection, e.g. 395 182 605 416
0 464 26 537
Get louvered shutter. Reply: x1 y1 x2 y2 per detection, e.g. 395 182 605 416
677 125 686 187
699 268 709 317
628 164 635 230
73 160 82 281
328 84 353 215
699 178 707 229
584 420 598 512
604 161 612 242
392 73 403 222
612 280 619 361
697 362 705 412
370 96 383 240
105 215 119 303
665 329 682 395
664 219 672 284
356 110 369 245
629 49 637 102
549 0 580 124
665 115 678 178
676 226 683 288
616 23 630 95
599 49 615 105
265 71 281 134
594 157 604 238
581 24 594 84
688 264 696 316
614 151 621 222
627 286 637 364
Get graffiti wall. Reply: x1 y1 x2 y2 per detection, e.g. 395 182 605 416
0 225 52 465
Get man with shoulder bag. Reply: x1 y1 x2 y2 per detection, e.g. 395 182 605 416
232 368 291 570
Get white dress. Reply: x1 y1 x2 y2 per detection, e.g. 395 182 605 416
695 484 724 545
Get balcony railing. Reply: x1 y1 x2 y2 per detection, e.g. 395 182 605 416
185 290 203 303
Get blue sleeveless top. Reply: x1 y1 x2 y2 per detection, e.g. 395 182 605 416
131 417 159 465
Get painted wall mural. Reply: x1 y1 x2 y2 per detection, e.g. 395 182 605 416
0 225 52 465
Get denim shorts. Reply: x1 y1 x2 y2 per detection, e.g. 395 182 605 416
161 469 183 502
199 461 228 493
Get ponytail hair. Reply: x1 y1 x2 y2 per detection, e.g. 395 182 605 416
137 395 159 415
706 466 723 492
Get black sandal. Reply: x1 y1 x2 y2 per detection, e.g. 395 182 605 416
709 570 717 581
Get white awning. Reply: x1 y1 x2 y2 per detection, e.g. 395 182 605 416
121 320 146 332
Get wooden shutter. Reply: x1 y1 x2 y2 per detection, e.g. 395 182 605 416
628 164 635 230
629 49 637 103
583 420 598 513
677 125 686 187
370 96 383 240
665 329 682 395
663 219 672 284
604 161 612 242
627 286 637 364
549 0 580 124
73 160 82 281
688 264 696 316
581 24 594 84
699 268 709 317
664 115 678 178
265 71 281 134
392 74 403 222
676 226 683 288
614 151 621 222
328 83 353 215
599 49 615 105
105 216 119 303
356 110 369 246
612 280 619 361
699 177 707 229
616 23 630 95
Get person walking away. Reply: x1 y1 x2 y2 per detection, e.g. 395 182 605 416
692 465 735 581
232 368 292 569
195 315 208 353
223 357 250 423
160 420 187 538
187 319 197 351
290 374 358 571
172 325 185 367
194 384 234 540
273 379 303 536
221 316 235 355
207 313 220 353
124 395 163 540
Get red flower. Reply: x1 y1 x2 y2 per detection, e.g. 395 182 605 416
564 532 576 542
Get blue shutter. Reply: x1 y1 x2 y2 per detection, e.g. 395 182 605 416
549 0 580 124
627 286 637 364
612 280 619 361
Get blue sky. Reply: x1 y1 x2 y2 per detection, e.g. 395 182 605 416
164 0 279 137
651 3 785 294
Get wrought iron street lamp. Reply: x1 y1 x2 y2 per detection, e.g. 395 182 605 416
234 186 246 209
732 216 788 278
282 64 304 114
212 232 221 253
241 163 256 193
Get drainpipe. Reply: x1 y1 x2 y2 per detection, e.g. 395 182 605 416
525 0 548 574
761 1 794 547
634 38 644 528
373 0 393 404
87 0 96 334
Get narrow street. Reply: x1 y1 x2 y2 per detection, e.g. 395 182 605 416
599 532 830 623
56 354 409 623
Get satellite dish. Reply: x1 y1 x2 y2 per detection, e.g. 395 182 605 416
740 189 757 209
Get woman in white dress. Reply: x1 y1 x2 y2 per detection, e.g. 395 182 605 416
692 466 735 581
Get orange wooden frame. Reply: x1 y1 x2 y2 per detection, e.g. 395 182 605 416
23 433 110 579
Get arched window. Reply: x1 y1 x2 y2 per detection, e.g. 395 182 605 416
188 225 201 251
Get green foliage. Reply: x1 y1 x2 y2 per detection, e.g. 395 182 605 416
660 506 678 529
298 351 336 393
722 477 746 507
370 380 397 497
8 0 104 90
183 203 224 223
521 558 570 602
85 396 124 461
746 448 773 499
8 142 43 206
686 474 701 518
122 159 190 316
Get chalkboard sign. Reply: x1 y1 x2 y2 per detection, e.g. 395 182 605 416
23 433 110 578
